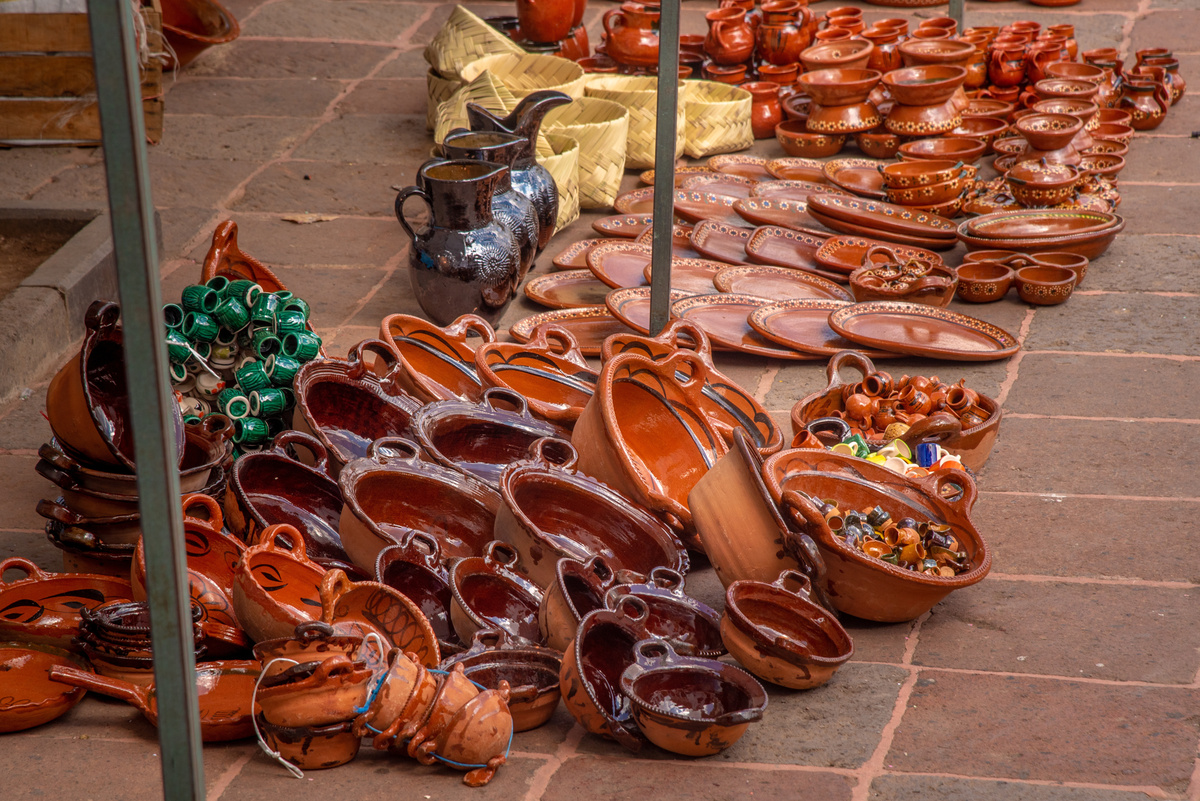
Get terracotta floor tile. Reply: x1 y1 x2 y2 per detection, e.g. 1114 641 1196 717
334 78 428 116
868 774 1158 801
166 77 345 118
1003 353 1200 419
1118 137 1200 185
1131 8 1200 53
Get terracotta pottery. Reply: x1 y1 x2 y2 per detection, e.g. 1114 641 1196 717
36 497 143 547
989 43 1027 88
257 716 361 770
1015 264 1076 306
705 7 755 66
375 532 460 655
412 388 564 487
898 137 986 164
338 437 501 569
757 1 813 66
423 682 514 786
0 642 89 732
800 39 874 72
776 122 846 157
0 557 132 649
351 647 423 746
1014 113 1084 164
538 556 618 652
474 324 598 429
722 570 852 689
160 0 240 69
516 0 573 44
449 542 546 646
761 448 992 622
620 639 766 757
378 312 495 404
955 261 1017 303
256 653 373 727
603 3 659 68
48 660 260 741
606 568 725 658
253 621 364 679
1119 78 1170 130
441 629 563 732
231 524 326 643
319 569 441 669
744 81 784 139
405 661 481 760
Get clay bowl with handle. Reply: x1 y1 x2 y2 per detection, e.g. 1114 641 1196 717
789 351 1003 471
48 660 261 742
231 524 326 643
420 681 514 787
0 641 90 732
0 557 133 649
257 716 361 770
449 542 546 647
378 312 496 403
495 437 689 590
375 531 461 656
338 437 502 571
619 639 767 757
849 262 959 308
291 339 422 477
605 567 726 658
442 628 564 732
44 520 135 577
319 568 441 670
538 555 621 653
761 448 992 622
253 621 364 680
255 652 373 727
722 569 853 689
474 323 599 429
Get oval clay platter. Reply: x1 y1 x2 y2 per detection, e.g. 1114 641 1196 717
592 214 654 238
524 270 615 309
510 307 637 358
765 157 829 183
552 238 607 271
605 287 692 334
713 265 853 302
827 301 1022 361
690 220 752 265
822 158 888 199
670 294 818 360
748 299 896 358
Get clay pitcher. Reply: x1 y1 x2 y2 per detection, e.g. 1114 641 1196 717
602 3 660 68
862 26 902 73
1119 76 1169 130
989 44 1026 88
756 1 812 67
1140 55 1185 105
1025 41 1062 85
466 91 572 253
395 161 521 327
516 0 574 44
705 7 756 66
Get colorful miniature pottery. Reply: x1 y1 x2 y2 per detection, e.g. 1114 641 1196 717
0 557 132 649
232 525 326 642
606 568 725 658
0 642 89 732
828 302 1021 362
379 312 495 404
319 569 440 669
538 556 617 652
256 653 373 727
474 324 598 428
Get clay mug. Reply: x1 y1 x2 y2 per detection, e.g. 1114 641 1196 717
756 0 813 67
705 7 756 66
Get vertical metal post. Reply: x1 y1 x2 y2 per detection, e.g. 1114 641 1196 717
87 1 205 799
949 0 965 32
648 0 682 335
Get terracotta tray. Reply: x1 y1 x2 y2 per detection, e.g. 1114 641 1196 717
510 307 637 358
807 205 959 251
690 220 752 265
613 187 657 215
679 173 759 198
743 226 832 276
707 154 773 181
552 238 607 271
713 265 853 302
827 301 1021 361
733 197 828 236
814 235 945 275
641 258 725 296
524 270 614 309
750 179 849 204
633 223 701 259
586 241 653 289
748 299 895 358
674 191 753 228
822 158 888 199
670 294 818 360
765 157 829 183
807 194 959 241
592 214 654 238
640 166 716 187
605 287 691 334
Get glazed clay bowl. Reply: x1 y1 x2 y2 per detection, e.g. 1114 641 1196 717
538 555 618 653
879 159 967 189
620 639 767 757
762 448 992 622
1006 161 1084 207
256 653 373 727
420 682 513 787
379 312 496 403
849 264 959 308
946 115 1009 149
1032 251 1089 286
257 716 361 770
799 39 874 72
885 175 968 206
605 567 725 658
855 129 901 159
796 68 881 106
1079 153 1126 182
897 137 986 164
955 262 1017 303
441 629 564 732
775 122 846 158
1094 108 1133 127
723 570 853 690
318 569 441 669
1033 78 1099 102
495 438 689 590
882 65 968 106
406 661 480 761
964 98 1016 121
0 642 89 732
1015 265 1076 305
253 621 364 679
1014 113 1083 153
449 542 545 646
898 38 975 68
1091 122 1135 146
231 524 326 643
338 437 501 570
0 557 133 649
375 531 460 655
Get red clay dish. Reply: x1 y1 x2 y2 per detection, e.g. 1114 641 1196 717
743 226 839 281
605 287 691 335
822 157 889 198
671 294 817 360
379 313 495 403
733 197 828 235
749 298 895 358
606 568 725 657
319 569 440 669
551 238 606 270
524 270 613 309
674 190 754 228
690 219 752 264
474 324 599 428
0 557 132 649
765 157 829 183
592 214 654 238
827 301 1021 361
640 258 725 295
0 641 89 732
713 264 853 302
449 542 546 646
633 223 702 259
750 179 850 204
814 235 944 276
707 154 773 181
509 307 638 358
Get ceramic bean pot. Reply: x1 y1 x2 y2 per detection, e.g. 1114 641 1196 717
603 3 659 68
619 639 766 756
474 324 598 429
231 524 326 643
378 312 495 403
0 642 90 732
756 1 813 66
705 7 756 66
495 438 689 589
256 716 361 770
256 653 373 727
606 567 725 657
253 621 364 679
538 556 618 653
441 629 564 732
375 531 461 655
0 557 133 649
516 0 573 44
722 570 853 689
318 569 441 670
449 542 546 646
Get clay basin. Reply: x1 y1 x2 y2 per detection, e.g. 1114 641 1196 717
761 447 992 622
879 159 967 188
882 65 968 106
161 0 241 70
292 339 422 476
606 568 725 658
796 68 882 106
898 137 986 164
231 524 326 643
898 38 975 67
253 621 364 679
1015 113 1083 152
0 642 90 732
0 557 133 649
50 661 260 741
449 542 546 646
473 323 599 429
412 388 564 488
256 653 373 728
338 437 502 570
799 39 874 72
775 123 846 158
442 629 564 732
379 312 496 403
495 438 689 590
620 640 767 757
722 570 853 689
318 569 441 669
375 531 460 654
538 555 618 653
257 716 361 770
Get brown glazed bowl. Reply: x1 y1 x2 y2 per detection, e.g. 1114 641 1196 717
722 570 853 689
1014 113 1084 153
378 312 496 403
1015 265 1076 305
775 122 846 158
253 621 364 679
605 567 725 658
495 437 689 590
619 639 767 757
422 682 514 787
441 629 564 732
474 323 599 429
796 68 882 106
318 569 441 670
538 555 618 653
879 159 967 189
799 39 874 72
882 65 968 106
0 641 90 732
0 557 133 649
449 542 546 647
855 129 901 159
375 531 460 655
849 264 959 308
762 448 992 622
351 648 425 747
338 437 501 570
898 137 987 164
256 653 373 727
955 261 1017 303
231 524 326 643
1032 251 1089 286
407 661 480 761
257 716 362 770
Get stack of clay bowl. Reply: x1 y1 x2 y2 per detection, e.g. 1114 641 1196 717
792 68 883 156
882 65 969 138
77 600 206 686
879 159 975 218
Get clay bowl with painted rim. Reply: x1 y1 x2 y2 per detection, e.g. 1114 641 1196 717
620 639 767 757
231 524 326 643
954 261 1016 303
775 121 846 158
722 570 853 690
1093 108 1133 127
375 531 461 656
884 174 970 205
0 641 90 732
473 323 598 429
897 137 986 164
781 92 812 122
494 437 689 590
1015 264 1076 305
257 715 361 770
1044 61 1106 84
799 39 874 72
854 129 901 159
946 115 1009 148
605 567 725 658
898 38 975 67
1033 77 1100 102
378 312 496 403
337 436 501 570
879 159 967 189
1091 122 1135 146
0 557 133 649
253 621 364 679
796 68 882 106
256 652 373 728
882 65 968 106
538 555 620 653
1030 251 1089 286
1079 153 1125 182
318 568 441 670
441 628 564 732
449 541 546 647
1014 113 1083 152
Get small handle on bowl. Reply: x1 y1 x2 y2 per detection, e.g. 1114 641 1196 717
84 300 122 335
612 593 649 624
481 386 531 418
603 8 626 35
35 460 82 492
271 430 330 474
525 437 578 471
528 323 588 365
630 637 679 671
771 568 814 601
443 313 497 347
256 523 310 562
319 568 354 623
35 498 91 525
194 413 234 444
914 466 979 513
38 443 81 472
483 540 521 569
348 338 401 382
294 620 336 642
398 529 443 566
0 556 50 584
659 319 715 363
647 566 684 592
586 554 615 585
367 436 423 466
823 350 876 391
181 492 223 529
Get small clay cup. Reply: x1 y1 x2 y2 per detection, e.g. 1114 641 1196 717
954 262 1016 303
1015 265 1075 305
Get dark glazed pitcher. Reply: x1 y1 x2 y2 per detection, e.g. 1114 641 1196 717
465 90 572 253
395 160 521 327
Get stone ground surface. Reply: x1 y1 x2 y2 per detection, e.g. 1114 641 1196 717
1 0 1199 799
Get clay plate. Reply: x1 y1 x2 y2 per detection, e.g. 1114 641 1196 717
605 287 691 334
587 241 654 289
750 180 849 204
592 215 654 238
814 235 944 275
674 191 753 228
640 258 725 295
765 158 829 183
633 224 701 260
713 265 852 302
828 301 1021 361
962 209 1122 240
690 220 752 265
670 294 818 360
679 173 759 198
807 194 958 240
743 226 839 279
613 187 657 215
822 158 888 199
510 307 637 358
640 166 717 187
733 198 827 236
748 299 895 358
707 154 773 181
524 271 614 309
552 239 606 271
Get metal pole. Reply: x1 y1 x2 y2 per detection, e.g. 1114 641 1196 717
949 0 965 32
648 0 682 335
87 1 205 798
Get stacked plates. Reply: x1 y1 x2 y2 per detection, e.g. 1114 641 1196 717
806 194 959 250
957 210 1125 259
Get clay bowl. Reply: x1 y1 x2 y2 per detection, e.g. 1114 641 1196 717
292 339 422 475
412 388 564 488
44 521 135 577
882 65 968 106
723 570 853 689
1044 61 1106 84
375 531 460 655
849 264 959 308
442 629 564 732
605 568 725 658
761 448 992 622
338 437 501 570
48 660 261 741
1033 78 1099 102
495 438 689 590
1091 122 1135 146
885 175 968 206
1015 265 1076 305
352 648 429 747
799 39 874 72
1084 140 1129 159
879 159 966 189
946 116 1009 149
897 137 986 164
964 98 1016 121
796 68 881 106
775 121 846 158
35 497 143 546
318 569 441 669
421 683 513 786
0 642 90 732
1079 153 1126 182
1094 108 1133 127
474 323 599 429
1014 113 1083 153
257 716 361 770
538 555 618 652
781 92 812 122
253 621 364 679
407 661 480 761
1033 251 1090 286
0 557 133 649
379 312 496 403
1006 161 1084 208
450 542 545 646
898 38 975 68
955 261 1016 303
231 524 326 643
257 653 372 727
620 639 767 757
855 129 901 159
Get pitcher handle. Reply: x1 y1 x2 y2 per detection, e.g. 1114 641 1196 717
394 186 431 242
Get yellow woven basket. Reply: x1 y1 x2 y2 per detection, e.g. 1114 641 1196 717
537 133 581 232
683 80 753 159
426 68 463 132
433 71 519 144
460 53 588 101
544 98 630 209
423 5 526 81
584 75 686 171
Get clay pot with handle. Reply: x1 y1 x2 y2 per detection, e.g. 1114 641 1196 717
705 7 756 66
602 3 660 68
516 0 574 44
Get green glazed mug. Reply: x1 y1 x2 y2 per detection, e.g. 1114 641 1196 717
213 298 251 332
249 388 290 417
250 293 282 327
282 331 321 362
217 388 251 419
235 362 272 393
265 354 302 386
181 285 219 314
182 311 219 343
224 279 263 308
273 290 295 303
205 275 231 295
251 328 283 359
233 416 271 446
165 329 192 364
282 298 311 321
274 309 307 334
163 303 185 331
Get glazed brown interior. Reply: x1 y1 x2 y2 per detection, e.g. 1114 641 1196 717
631 669 752 719
0 576 131 625
485 354 596 410
428 418 552 484
562 572 608 620
354 473 495 560
241 460 346 562
581 621 641 721
86 339 134 462
305 381 414 461
623 593 724 656
457 573 540 642
463 661 559 692
247 553 323 617
377 560 455 643
733 593 848 659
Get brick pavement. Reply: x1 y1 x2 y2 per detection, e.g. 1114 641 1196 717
0 1 1197 799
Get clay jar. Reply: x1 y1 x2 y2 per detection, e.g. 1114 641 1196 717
602 3 659 68
516 0 573 44
1120 78 1169 130
256 654 373 728
989 44 1027 88
605 567 725 657
375 532 460 655
756 1 813 66
395 160 521 327
862 27 902 73
449 541 546 646
705 7 755 66
379 312 495 403
744 81 783 140
253 621 364 679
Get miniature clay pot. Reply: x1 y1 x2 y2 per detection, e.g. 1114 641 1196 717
378 312 496 403
319 569 441 670
256 653 373 727
375 531 461 655
955 261 1017 303
450 542 546 646
606 567 725 658
474 324 599 429
231 524 326 643
256 715 362 770
0 557 133 649
0 641 90 732
408 662 482 760
253 621 364 680
443 629 564 732
538 555 619 652
1015 264 1076 306
722 570 853 689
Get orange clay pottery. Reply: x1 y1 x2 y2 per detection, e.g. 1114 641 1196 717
375 531 461 656
318 569 441 670
378 312 496 403
253 621 364 680
0 557 133 649
231 524 326 643
606 567 725 658
0 642 90 732
442 629 563 732
538 555 619 652
255 653 373 728
449 541 546 646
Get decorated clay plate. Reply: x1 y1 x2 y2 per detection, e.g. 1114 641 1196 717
713 264 853 302
674 190 753 228
670 293 818 360
765 157 829 183
814 235 945 275
605 287 691 334
690 220 752 265
634 223 703 259
733 197 828 236
807 194 959 240
641 258 725 296
749 298 895 358
613 187 657 215
807 204 959 251
827 301 1022 361
822 158 888 199
592 214 654 238
679 173 759 198
750 179 849 204
640 166 716 187
707 154 773 181
586 241 653 289
510 307 637 357
552 238 608 271
743 225 832 276
524 270 615 309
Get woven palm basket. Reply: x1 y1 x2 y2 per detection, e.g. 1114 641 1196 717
584 75 686 170
543 98 630 209
460 53 588 101
423 5 525 81
536 133 581 232
683 80 753 158
426 68 463 131
433 71 520 144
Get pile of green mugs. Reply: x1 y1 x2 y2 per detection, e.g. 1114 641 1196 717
163 276 321 457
